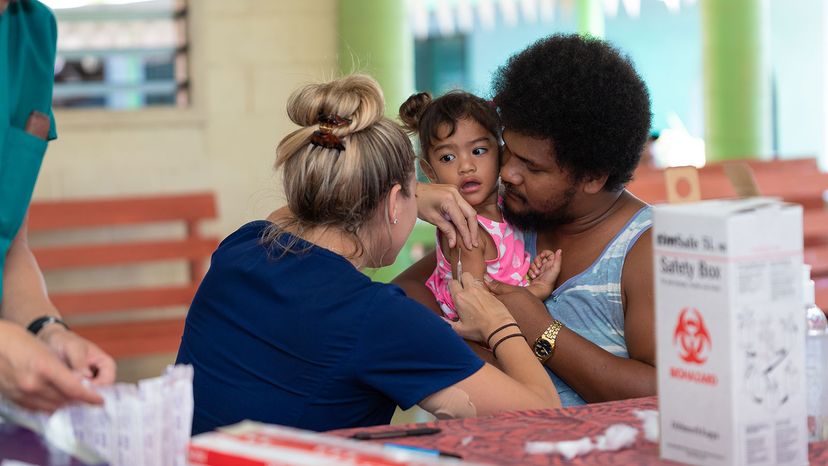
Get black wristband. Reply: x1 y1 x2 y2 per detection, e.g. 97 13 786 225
26 315 69 336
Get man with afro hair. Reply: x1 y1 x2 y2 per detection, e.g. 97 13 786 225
401 34 655 406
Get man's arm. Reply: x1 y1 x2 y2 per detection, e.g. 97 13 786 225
488 230 656 402
2 215 116 384
620 229 656 368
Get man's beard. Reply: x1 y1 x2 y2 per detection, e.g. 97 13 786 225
502 183 577 231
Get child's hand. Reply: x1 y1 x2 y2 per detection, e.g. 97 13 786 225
528 249 557 280
526 249 562 301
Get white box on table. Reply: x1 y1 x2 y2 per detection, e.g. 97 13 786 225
654 198 807 466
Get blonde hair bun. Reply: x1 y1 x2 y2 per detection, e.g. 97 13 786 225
286 74 385 135
271 74 416 262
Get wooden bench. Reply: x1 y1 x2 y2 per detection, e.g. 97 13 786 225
629 158 828 310
28 192 218 359
629 158 827 206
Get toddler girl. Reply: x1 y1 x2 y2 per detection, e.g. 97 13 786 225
399 91 561 320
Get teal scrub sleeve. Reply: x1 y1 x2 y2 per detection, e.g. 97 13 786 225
5 0 58 140
0 0 59 303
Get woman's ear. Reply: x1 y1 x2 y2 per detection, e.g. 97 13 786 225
419 158 437 183
582 174 609 194
386 183 403 224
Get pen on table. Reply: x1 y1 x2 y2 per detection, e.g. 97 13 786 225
350 427 441 440
383 443 463 459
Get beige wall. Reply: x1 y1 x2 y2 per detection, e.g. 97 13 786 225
34 0 339 237
28 1 340 355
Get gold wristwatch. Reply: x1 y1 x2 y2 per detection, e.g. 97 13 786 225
532 319 563 362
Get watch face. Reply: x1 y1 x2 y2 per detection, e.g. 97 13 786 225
534 339 553 358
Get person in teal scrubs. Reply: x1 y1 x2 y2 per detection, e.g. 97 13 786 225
0 0 115 412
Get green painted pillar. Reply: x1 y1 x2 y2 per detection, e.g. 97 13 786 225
701 0 770 161
339 0 414 116
578 0 604 38
339 0 416 283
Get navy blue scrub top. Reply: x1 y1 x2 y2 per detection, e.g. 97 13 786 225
176 221 484 434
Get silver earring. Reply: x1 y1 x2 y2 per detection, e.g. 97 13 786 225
392 218 399 225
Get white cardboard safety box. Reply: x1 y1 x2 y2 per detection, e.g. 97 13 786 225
654 198 807 466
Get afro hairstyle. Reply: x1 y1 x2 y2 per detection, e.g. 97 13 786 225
492 34 652 192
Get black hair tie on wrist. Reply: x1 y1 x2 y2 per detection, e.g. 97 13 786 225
27 315 69 336
486 322 520 348
491 333 526 359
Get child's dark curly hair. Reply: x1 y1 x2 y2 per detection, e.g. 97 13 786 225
399 90 501 161
492 34 651 192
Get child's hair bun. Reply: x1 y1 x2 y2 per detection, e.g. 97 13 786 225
398 92 432 133
286 74 385 136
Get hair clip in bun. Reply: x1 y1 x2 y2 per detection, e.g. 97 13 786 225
310 113 351 151
318 113 352 131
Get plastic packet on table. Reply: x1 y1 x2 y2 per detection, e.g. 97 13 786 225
0 364 193 466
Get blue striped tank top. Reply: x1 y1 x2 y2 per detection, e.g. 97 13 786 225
524 206 652 406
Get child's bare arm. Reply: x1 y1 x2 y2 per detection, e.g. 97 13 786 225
526 249 562 300
440 234 487 280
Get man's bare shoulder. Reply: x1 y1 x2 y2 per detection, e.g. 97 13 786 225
619 192 653 284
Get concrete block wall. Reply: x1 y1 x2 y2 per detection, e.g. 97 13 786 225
35 0 339 236
28 0 339 351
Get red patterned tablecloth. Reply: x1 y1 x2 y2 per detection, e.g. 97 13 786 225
330 397 828 465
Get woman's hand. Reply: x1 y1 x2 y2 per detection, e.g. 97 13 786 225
448 273 516 343
0 321 103 412
39 326 116 385
415 183 480 250
484 277 559 352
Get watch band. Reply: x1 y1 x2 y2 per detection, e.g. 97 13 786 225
26 315 69 336
533 319 563 363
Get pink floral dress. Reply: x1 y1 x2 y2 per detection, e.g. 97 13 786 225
425 215 531 320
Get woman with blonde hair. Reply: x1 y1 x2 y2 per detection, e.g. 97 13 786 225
176 74 559 435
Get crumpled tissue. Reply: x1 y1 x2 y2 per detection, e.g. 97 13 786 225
525 423 639 460
525 408 661 460
633 409 659 443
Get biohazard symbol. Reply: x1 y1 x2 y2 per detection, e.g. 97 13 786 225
673 307 712 364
